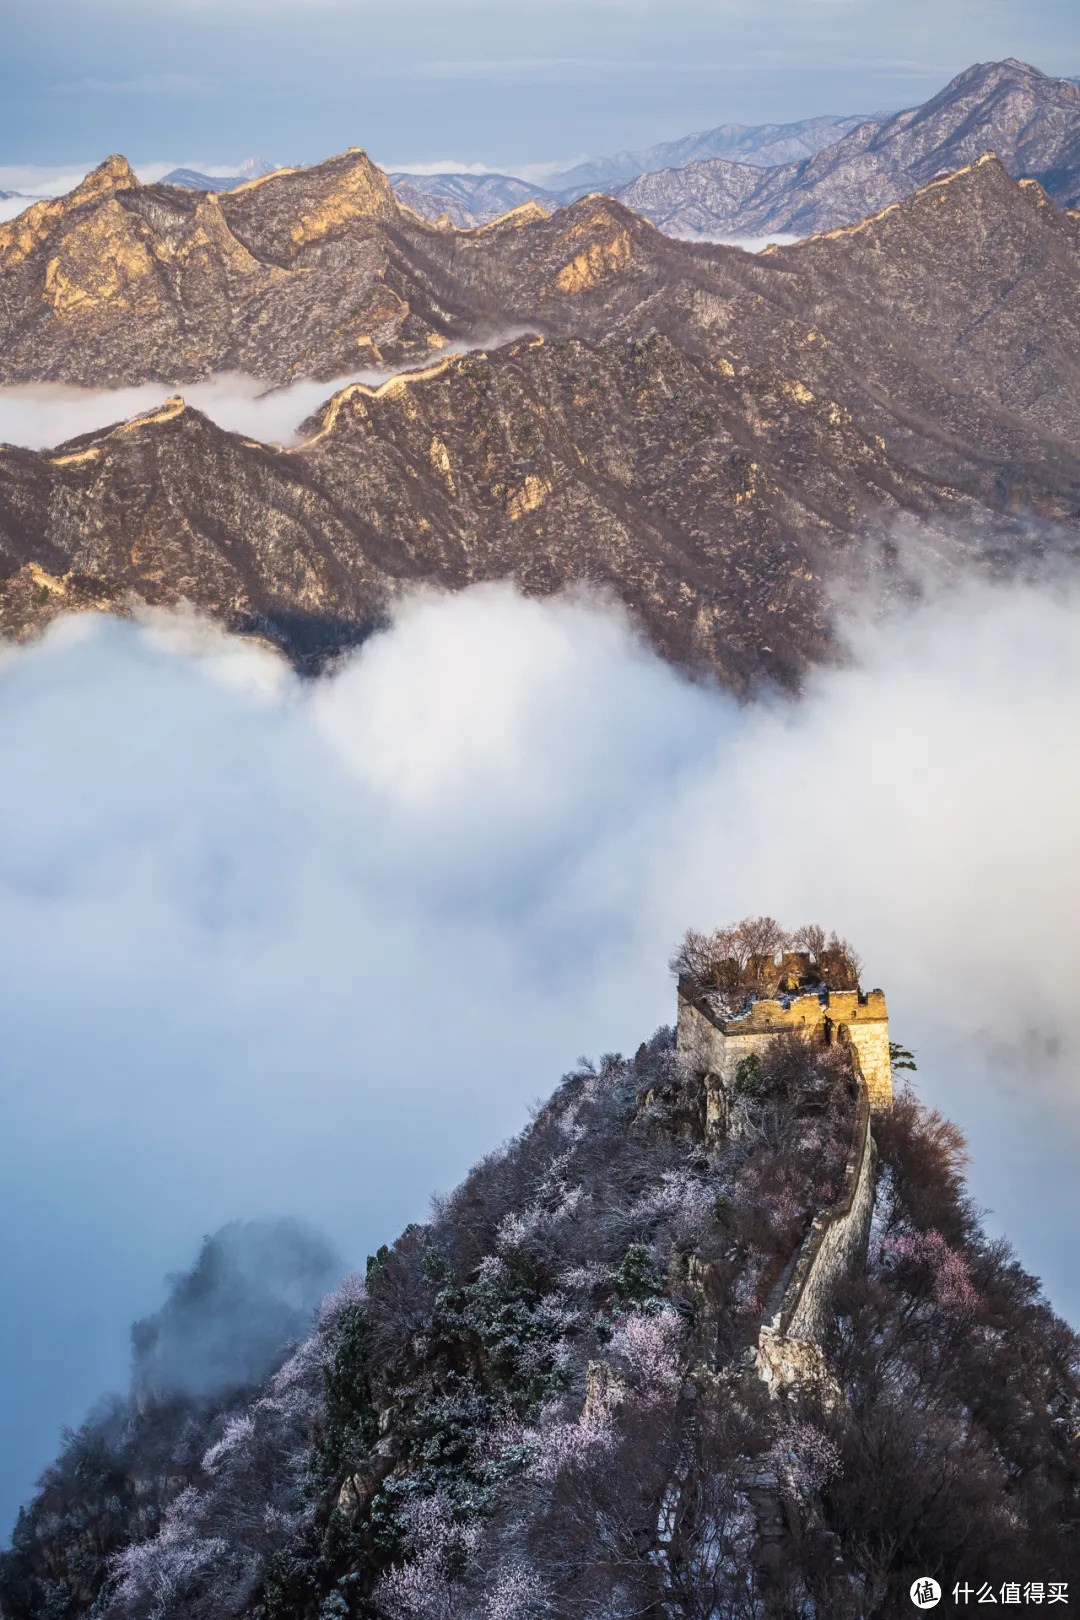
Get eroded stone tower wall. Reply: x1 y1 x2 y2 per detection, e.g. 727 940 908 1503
676 981 892 1115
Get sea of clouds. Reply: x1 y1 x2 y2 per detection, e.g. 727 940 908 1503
1 575 1079 1529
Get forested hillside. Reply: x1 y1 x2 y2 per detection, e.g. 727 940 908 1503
4 1008 1077 1619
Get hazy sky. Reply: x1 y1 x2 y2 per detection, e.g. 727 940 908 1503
0 0 1077 175
3 573 1080 1531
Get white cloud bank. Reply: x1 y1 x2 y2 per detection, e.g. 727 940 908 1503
0 343 531 450
1 575 1079 1529
0 375 384 449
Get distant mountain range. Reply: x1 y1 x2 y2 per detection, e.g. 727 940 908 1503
390 170 554 228
390 59 1080 236
615 57 1080 236
548 113 873 196
390 112 872 226
158 158 278 191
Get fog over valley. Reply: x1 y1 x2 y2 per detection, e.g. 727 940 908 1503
0 341 535 451
1 575 1079 1531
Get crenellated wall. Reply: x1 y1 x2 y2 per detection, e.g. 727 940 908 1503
676 979 892 1114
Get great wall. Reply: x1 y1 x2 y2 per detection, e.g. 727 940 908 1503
675 951 891 1396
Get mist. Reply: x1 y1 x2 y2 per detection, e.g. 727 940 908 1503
0 374 391 450
0 342 533 450
1 575 1079 1531
669 232 802 250
130 1218 343 1404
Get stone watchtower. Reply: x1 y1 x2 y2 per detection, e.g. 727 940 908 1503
676 962 892 1133
674 943 892 1406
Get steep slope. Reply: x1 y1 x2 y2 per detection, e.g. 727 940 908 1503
0 1221 341 1620
2 158 1079 684
616 58 1080 236
4 934 1079 1619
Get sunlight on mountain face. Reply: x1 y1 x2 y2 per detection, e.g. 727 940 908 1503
1 573 1079 1524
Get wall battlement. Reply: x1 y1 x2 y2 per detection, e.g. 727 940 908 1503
676 978 892 1114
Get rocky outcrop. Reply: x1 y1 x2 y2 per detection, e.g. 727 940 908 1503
0 150 439 386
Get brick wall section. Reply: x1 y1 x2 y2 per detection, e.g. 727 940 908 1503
774 1060 873 1340
754 1062 874 1395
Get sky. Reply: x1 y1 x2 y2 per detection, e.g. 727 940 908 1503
2 573 1080 1532
0 0 1077 179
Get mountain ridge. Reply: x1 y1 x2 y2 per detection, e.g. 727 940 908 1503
3 947 1079 1617
383 59 1080 234
2 146 1080 687
2 157 1079 686
549 112 874 196
388 112 875 226
615 57 1080 236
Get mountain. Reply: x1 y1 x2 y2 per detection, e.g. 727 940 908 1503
159 168 253 192
0 1220 341 1619
390 171 554 228
4 926 1079 1617
1 152 1079 685
0 151 425 386
386 118 872 225
159 158 280 192
129 1219 342 1403
615 57 1080 236
235 158 278 179
389 57 1079 237
549 112 873 197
